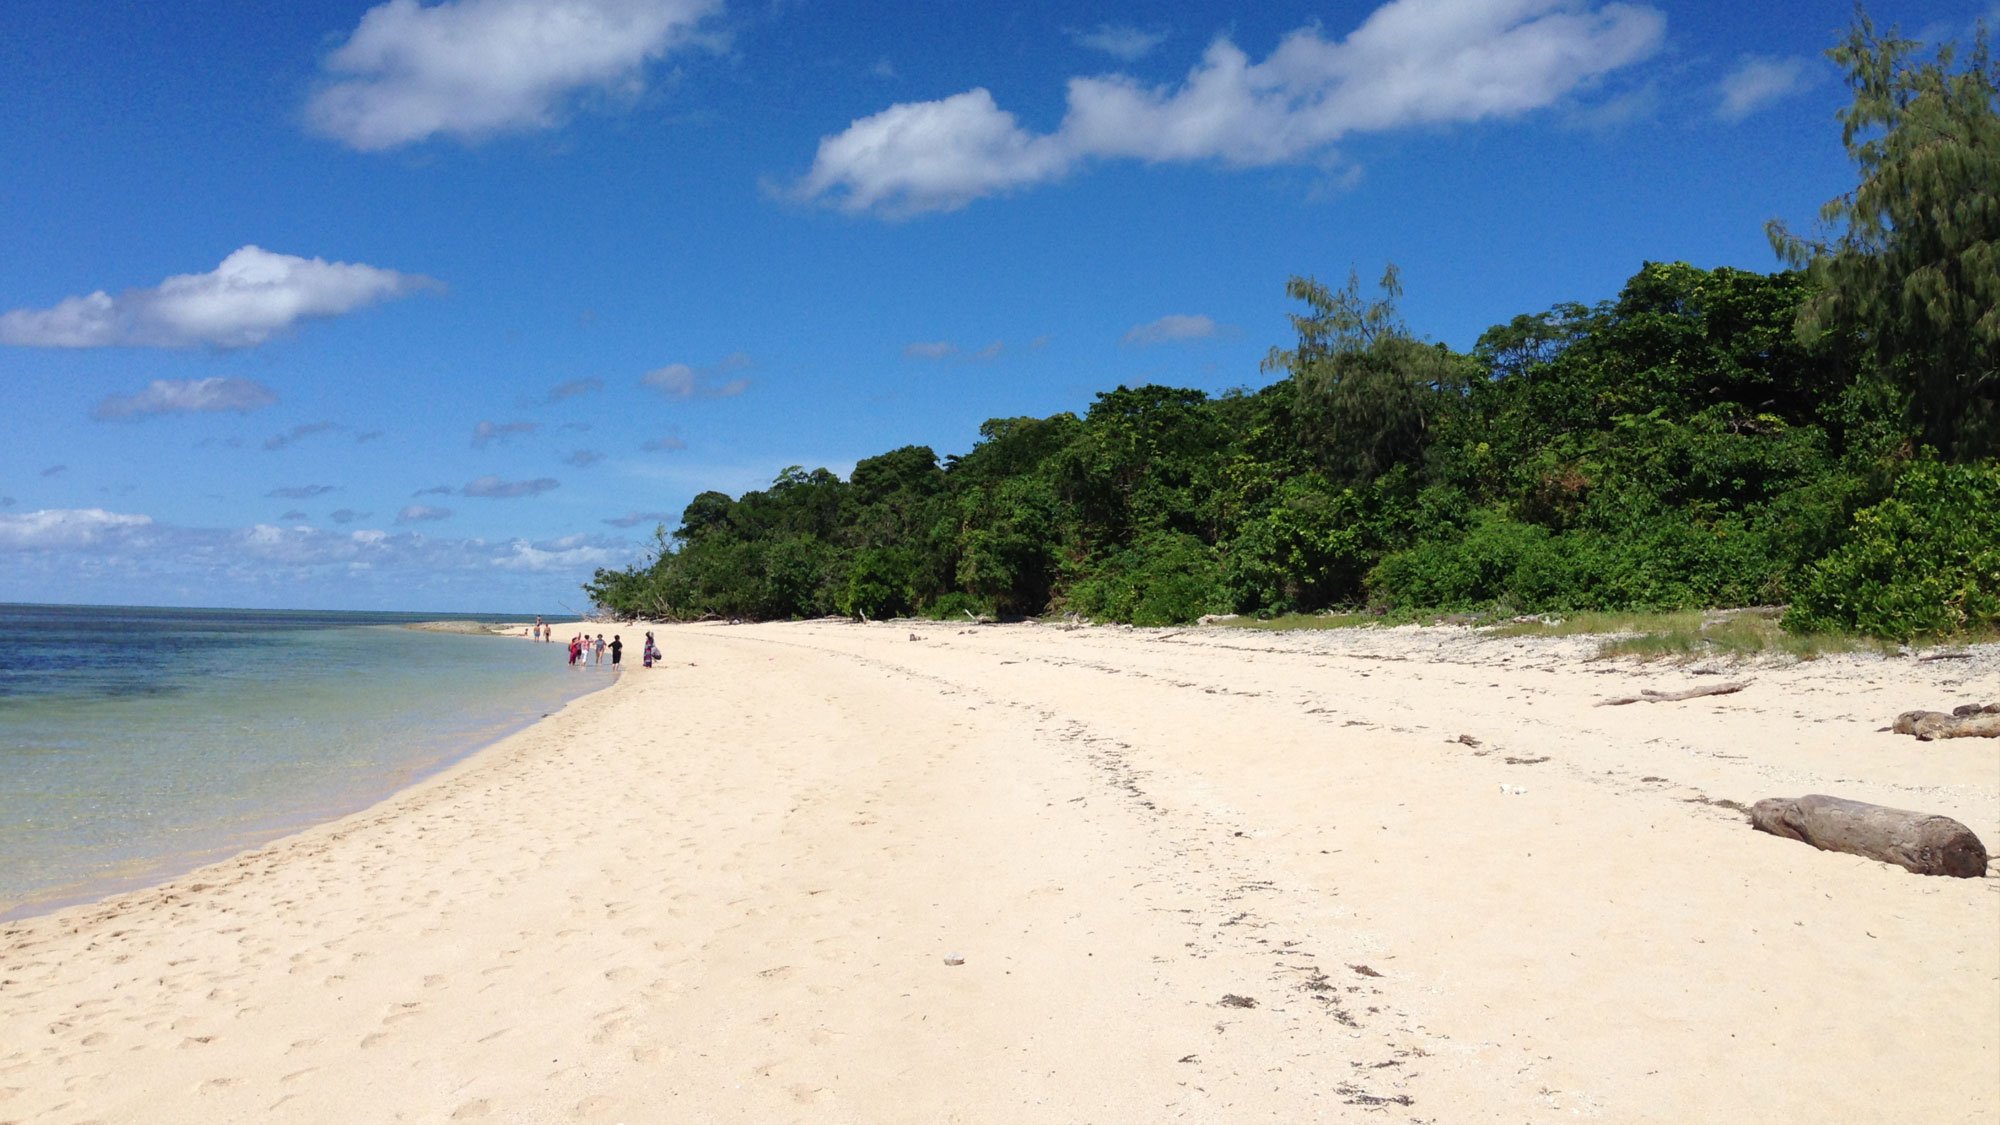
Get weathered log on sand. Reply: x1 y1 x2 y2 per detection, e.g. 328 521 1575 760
1597 681 1748 707
1750 794 1989 877
1891 708 2000 740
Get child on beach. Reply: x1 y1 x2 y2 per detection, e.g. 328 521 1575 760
643 632 658 668
609 635 622 668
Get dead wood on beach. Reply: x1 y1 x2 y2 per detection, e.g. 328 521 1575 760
1597 681 1749 706
1750 794 1989 877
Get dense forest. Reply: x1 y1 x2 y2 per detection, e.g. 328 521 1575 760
587 14 1998 641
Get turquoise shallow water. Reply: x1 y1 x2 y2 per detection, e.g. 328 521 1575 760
0 604 604 918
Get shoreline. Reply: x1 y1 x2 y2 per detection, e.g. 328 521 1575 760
3 620 1993 1121
0 631 616 924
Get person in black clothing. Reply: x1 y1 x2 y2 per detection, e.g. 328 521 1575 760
609 635 623 668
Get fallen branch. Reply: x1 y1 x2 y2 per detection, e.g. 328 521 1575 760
1598 681 1749 706
1751 794 1989 877
1890 704 2000 740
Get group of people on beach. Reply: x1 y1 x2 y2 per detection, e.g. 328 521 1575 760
532 617 661 670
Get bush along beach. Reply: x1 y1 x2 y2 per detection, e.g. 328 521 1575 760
588 15 1998 641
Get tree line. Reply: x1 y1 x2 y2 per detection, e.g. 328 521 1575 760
587 12 1997 641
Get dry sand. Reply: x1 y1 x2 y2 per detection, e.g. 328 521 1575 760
3 620 1996 1122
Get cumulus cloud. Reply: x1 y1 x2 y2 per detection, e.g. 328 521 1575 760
564 448 605 467
493 533 623 571
0 508 153 549
604 510 675 528
264 421 339 451
462 475 559 498
547 376 603 401
642 352 751 398
396 504 454 523
307 0 722 150
797 0 1666 214
641 433 687 452
1122 313 1220 346
1717 55 1809 121
268 484 339 500
91 377 279 421
472 419 540 447
1070 24 1170 61
0 246 437 349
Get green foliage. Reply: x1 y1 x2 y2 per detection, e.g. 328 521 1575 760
585 11 1996 638
1769 8 2000 458
1783 460 2000 639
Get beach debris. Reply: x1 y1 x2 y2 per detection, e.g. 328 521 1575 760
1750 794 1989 877
1597 681 1748 706
909 632 923 641
1449 734 1482 747
1196 613 1240 625
1349 964 1383 978
1218 993 1258 1008
943 952 965 966
1503 755 1550 765
1498 783 1529 796
1888 704 2000 740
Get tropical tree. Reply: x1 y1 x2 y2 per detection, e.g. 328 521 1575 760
1768 8 2000 458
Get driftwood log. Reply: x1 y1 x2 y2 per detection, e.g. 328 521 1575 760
1750 794 1989 877
1598 681 1748 707
1890 704 2000 741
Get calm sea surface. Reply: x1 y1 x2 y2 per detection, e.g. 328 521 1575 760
0 604 604 919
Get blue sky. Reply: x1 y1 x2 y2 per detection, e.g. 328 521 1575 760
1 0 1990 612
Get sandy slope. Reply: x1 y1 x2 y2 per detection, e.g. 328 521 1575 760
2 621 1995 1122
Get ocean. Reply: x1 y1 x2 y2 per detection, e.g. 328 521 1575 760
0 603 608 919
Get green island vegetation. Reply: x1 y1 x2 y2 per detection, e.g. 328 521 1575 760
587 13 1997 645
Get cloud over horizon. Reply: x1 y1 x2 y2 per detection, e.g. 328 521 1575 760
307 0 722 151
1122 313 1220 347
473 419 541 448
642 352 751 398
797 0 1666 215
0 246 437 349
396 504 454 524
91 377 279 420
1717 55 1810 121
1069 24 1170 61
462 474 560 498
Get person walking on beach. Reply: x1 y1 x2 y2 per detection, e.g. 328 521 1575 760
593 634 607 667
568 634 581 666
643 631 658 668
609 635 623 669
534 616 544 642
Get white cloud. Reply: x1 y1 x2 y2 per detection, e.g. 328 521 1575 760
0 247 436 349
1122 314 1219 346
268 483 339 499
1717 55 1809 121
642 352 751 398
91 377 279 420
797 0 1666 215
604 509 675 528
396 504 455 523
0 508 153 550
463 475 560 498
494 534 623 571
307 0 721 150
904 340 956 360
1070 24 1170 61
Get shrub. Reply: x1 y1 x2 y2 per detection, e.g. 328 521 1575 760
1783 460 2000 639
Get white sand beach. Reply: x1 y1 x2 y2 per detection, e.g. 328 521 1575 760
3 620 1995 1122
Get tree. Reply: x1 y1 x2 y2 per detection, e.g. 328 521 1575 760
1768 8 2000 458
1263 266 1473 482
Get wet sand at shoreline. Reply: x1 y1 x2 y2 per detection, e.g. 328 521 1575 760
3 620 1994 1121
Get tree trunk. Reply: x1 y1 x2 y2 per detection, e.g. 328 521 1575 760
1891 707 2000 740
1750 794 1989 877
1598 681 1748 706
